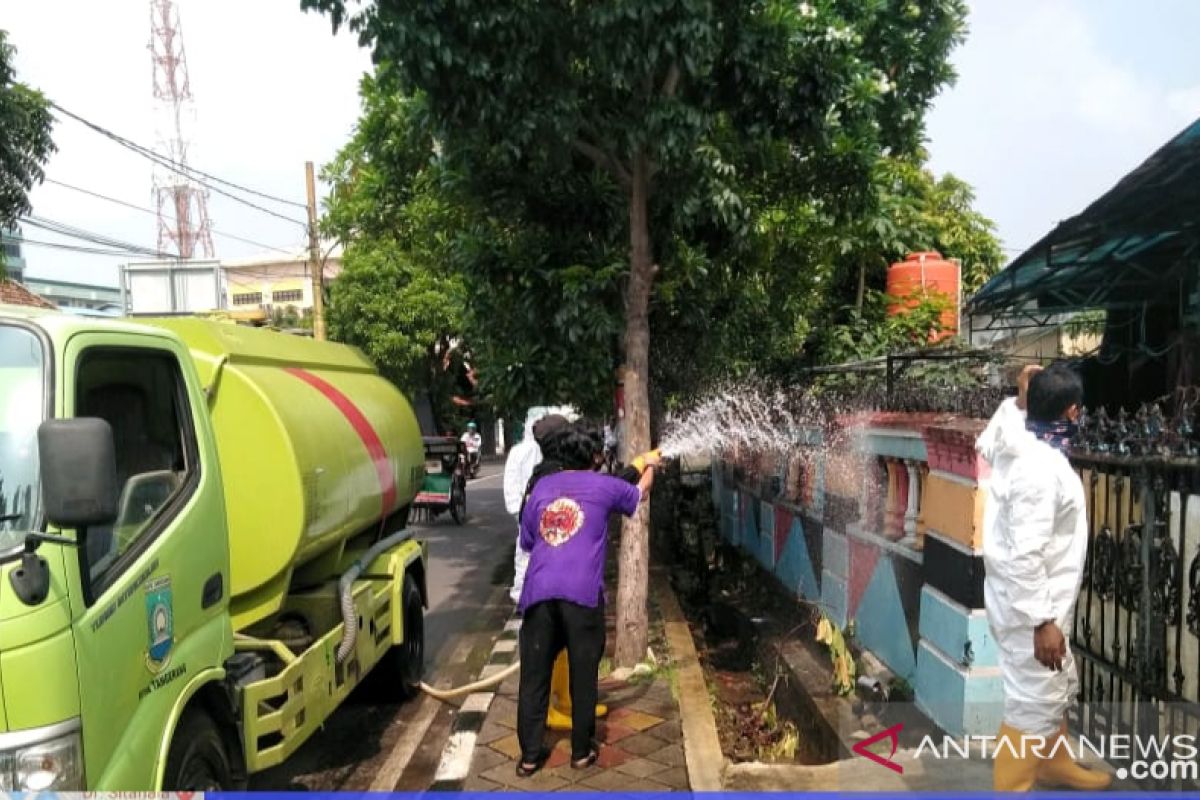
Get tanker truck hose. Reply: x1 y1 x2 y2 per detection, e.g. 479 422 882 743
336 528 415 664
420 660 521 701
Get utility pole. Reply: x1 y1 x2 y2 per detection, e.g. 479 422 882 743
305 161 326 341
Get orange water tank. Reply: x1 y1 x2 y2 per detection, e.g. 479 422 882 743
886 251 960 342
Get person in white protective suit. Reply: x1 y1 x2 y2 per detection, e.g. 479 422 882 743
976 365 1111 792
503 407 575 604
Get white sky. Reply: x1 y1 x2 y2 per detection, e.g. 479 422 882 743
4 0 370 284
926 0 1200 257
5 0 1200 286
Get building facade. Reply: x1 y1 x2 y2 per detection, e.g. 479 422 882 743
222 248 342 320
2 226 27 283
22 277 122 316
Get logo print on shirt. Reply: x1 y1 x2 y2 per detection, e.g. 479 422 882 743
540 498 585 547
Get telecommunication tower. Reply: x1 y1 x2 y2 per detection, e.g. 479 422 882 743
150 0 214 259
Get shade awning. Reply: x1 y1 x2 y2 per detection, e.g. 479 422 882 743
968 117 1200 317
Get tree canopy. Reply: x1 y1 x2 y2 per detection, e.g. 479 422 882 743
305 0 973 665
0 30 55 275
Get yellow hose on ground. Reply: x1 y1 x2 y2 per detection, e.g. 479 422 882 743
420 660 521 701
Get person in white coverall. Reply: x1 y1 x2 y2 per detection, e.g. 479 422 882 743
505 408 550 604
976 365 1110 792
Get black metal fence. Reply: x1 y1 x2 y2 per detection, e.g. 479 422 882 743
1069 396 1200 788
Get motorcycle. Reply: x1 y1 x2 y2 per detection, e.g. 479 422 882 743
463 448 481 479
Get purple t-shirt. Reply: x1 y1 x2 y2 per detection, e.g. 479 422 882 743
518 470 641 612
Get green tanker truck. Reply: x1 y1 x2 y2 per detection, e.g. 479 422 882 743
0 305 428 790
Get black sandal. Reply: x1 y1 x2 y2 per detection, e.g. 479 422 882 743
571 748 599 769
515 749 550 778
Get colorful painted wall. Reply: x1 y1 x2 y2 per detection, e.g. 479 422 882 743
714 413 1004 736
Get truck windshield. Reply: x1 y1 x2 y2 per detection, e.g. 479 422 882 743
0 326 45 552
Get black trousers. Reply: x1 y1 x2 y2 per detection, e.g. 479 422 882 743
517 599 606 761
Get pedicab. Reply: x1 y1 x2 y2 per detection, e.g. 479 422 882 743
413 435 468 523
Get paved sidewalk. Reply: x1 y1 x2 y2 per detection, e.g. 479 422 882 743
448 597 692 792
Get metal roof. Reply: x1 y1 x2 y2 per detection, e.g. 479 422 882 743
968 117 1200 318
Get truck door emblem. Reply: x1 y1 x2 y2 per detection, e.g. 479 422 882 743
146 576 175 672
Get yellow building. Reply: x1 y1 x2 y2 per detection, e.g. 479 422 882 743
222 246 342 317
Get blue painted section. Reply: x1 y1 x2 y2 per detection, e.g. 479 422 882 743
739 491 758 548
754 501 776 570
820 570 848 628
719 485 736 544
864 430 928 461
823 530 849 578
915 640 1004 736
918 586 999 668
776 516 821 601
853 557 917 679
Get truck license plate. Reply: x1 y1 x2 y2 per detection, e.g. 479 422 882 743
425 460 442 474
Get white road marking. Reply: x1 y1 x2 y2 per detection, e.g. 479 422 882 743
433 729 477 782
492 638 517 654
368 692 440 791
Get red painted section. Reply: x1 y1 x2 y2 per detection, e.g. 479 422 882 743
848 537 880 618
774 506 793 564
285 367 398 516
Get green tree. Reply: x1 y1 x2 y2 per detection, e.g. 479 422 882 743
0 31 54 275
321 85 467 407
305 0 968 666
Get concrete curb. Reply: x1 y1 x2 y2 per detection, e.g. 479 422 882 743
428 616 521 790
654 572 726 791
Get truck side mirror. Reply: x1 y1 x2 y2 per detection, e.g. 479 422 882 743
38 418 119 529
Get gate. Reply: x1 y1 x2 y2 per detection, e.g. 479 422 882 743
1069 402 1200 788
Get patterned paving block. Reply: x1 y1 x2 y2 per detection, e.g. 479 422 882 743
644 719 683 743
479 761 568 791
618 731 670 756
654 765 691 789
615 757 669 779
579 769 668 792
645 743 686 767
462 775 501 792
606 707 665 732
597 721 636 744
469 745 510 774
487 733 522 760
476 720 512 745
595 744 635 769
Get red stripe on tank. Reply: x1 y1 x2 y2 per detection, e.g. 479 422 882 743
285 367 398 516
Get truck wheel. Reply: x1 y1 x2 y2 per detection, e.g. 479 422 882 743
377 575 424 701
164 707 235 790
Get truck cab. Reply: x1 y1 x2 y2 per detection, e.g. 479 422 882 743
0 306 426 790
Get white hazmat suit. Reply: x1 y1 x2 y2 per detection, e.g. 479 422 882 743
502 406 577 604
504 409 547 604
976 397 1089 738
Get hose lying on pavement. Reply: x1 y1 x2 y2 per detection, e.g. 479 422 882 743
420 660 522 701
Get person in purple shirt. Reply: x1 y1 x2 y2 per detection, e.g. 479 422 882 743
515 422 660 776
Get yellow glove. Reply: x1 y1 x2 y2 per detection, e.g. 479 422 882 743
631 449 662 473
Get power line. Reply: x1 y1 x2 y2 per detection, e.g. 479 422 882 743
49 101 309 230
20 215 168 259
43 177 298 255
5 235 161 259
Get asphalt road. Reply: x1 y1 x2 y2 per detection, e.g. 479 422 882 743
250 461 516 790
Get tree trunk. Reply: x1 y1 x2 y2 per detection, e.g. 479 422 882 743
614 152 654 668
856 262 866 311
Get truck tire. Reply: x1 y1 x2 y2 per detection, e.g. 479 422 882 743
376 575 424 701
164 707 235 790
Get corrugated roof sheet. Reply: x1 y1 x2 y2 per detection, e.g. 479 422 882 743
969 116 1200 316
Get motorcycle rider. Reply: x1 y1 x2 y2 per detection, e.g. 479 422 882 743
461 421 483 476
977 364 1111 792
